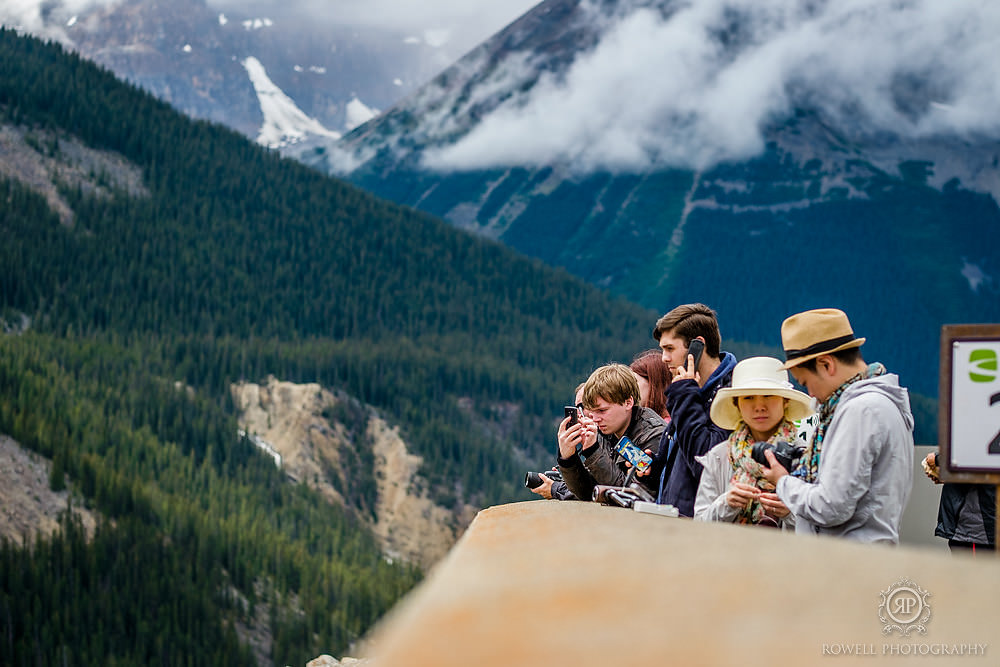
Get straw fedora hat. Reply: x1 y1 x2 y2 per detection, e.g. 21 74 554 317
710 357 815 430
780 308 865 369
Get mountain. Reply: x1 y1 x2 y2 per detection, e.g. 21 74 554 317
7 0 995 404
303 0 1000 401
0 0 472 144
0 26 663 665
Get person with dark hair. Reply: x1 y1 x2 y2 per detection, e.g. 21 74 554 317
630 349 672 423
557 364 666 501
760 308 914 544
643 303 737 517
694 357 815 528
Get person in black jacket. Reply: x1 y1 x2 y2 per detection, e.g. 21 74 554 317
923 451 996 554
641 303 737 517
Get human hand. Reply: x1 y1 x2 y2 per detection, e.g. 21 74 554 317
758 492 790 519
530 473 555 499
558 417 584 458
922 452 941 484
635 448 655 477
579 415 598 450
672 352 700 384
759 449 789 485
726 481 761 509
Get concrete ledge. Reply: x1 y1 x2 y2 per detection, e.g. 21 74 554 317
365 500 996 666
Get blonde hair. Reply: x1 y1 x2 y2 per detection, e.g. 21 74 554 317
582 363 640 409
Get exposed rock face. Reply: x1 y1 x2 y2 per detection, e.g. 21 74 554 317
0 434 97 545
232 376 473 569
0 124 148 227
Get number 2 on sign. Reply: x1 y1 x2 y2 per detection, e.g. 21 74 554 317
990 392 1000 455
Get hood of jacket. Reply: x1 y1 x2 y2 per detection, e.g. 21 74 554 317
701 351 738 401
841 371 914 432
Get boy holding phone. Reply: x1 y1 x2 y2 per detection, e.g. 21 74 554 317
557 364 666 501
645 303 738 517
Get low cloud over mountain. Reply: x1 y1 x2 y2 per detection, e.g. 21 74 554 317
424 0 1000 173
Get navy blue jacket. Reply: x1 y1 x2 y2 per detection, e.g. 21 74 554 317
654 352 737 517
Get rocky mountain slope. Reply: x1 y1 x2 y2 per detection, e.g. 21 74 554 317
232 377 474 569
0 435 97 545
0 0 458 142
0 375 467 570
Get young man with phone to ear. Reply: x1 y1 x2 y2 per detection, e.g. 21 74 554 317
644 303 737 517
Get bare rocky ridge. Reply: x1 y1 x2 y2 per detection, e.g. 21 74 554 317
232 376 475 569
0 374 470 571
0 434 97 545
0 123 148 226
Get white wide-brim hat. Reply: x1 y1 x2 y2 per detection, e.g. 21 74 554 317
710 356 815 430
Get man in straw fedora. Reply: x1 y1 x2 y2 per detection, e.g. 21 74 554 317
759 308 914 544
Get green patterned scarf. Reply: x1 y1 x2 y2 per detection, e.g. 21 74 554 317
791 362 887 483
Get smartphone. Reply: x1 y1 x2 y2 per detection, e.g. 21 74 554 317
615 436 652 474
684 338 705 372
564 405 580 426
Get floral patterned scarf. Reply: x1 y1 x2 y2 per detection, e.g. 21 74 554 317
728 419 801 524
791 362 887 483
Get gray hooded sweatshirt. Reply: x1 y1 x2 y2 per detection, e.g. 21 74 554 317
776 373 914 544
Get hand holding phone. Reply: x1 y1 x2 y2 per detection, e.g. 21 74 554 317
564 405 581 426
615 436 652 474
558 406 584 458
684 338 705 373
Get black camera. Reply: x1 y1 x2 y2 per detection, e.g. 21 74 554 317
525 470 562 489
750 439 805 472
592 483 655 507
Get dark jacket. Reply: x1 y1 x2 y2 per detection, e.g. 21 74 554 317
935 483 996 546
558 405 666 502
653 352 737 517
549 480 577 501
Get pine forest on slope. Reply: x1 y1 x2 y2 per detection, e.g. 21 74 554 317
0 27 674 666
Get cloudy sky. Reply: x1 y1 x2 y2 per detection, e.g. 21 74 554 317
206 0 538 37
424 0 1000 172
2 0 539 59
213 0 540 57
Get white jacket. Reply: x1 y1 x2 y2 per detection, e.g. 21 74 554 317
694 419 814 527
776 373 914 544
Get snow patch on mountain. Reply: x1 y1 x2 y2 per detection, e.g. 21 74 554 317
345 97 378 132
242 17 274 30
241 56 340 148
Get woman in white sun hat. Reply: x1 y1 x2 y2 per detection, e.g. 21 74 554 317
694 356 816 528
